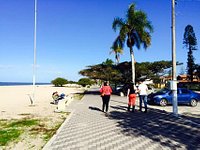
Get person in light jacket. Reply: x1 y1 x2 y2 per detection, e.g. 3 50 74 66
138 80 148 113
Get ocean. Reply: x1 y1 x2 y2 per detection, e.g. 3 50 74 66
0 82 51 86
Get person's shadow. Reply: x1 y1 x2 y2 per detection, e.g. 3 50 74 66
107 108 200 150
88 106 102 112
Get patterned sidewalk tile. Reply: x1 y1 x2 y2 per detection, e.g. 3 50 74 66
43 88 200 150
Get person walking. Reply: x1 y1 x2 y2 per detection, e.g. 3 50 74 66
138 80 148 113
127 83 137 112
100 81 112 113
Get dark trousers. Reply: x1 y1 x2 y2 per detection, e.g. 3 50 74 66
102 95 110 112
127 105 135 112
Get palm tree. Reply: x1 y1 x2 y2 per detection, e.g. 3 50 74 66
112 3 153 83
110 37 123 65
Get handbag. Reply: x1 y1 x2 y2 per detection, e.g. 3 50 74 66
101 93 105 97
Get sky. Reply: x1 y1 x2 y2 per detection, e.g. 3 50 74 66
0 0 200 83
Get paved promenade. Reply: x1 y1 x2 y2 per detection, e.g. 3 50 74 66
43 88 200 150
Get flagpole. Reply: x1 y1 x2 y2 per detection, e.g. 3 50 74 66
32 0 37 104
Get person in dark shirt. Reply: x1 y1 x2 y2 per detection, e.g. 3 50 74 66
127 83 137 112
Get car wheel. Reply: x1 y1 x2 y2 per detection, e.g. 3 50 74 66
190 99 198 107
160 99 167 106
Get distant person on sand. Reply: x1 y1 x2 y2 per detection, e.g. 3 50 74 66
127 82 137 112
100 81 112 113
138 80 148 113
51 91 65 104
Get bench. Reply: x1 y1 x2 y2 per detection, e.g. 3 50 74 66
54 94 73 112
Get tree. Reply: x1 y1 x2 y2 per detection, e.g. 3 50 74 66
183 25 197 82
78 78 94 87
194 64 200 80
51 77 68 87
110 37 123 65
79 59 121 83
116 61 132 83
79 60 176 85
112 3 153 83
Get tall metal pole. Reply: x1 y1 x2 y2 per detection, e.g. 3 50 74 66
32 0 37 104
171 0 178 116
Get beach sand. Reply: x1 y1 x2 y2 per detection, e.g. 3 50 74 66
0 85 84 149
0 85 83 119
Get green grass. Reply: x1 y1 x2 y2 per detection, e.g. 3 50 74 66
8 119 39 128
73 93 84 100
0 119 39 146
0 128 22 146
0 114 69 148
43 115 68 140
0 119 8 127
43 123 62 141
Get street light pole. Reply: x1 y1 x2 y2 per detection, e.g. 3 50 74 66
32 0 37 104
171 0 178 116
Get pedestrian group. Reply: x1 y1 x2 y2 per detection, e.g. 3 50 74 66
100 79 148 114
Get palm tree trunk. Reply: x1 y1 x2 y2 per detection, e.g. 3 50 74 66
115 54 119 65
130 48 135 83
116 55 120 65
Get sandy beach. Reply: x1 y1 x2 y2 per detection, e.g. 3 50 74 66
0 85 84 149
0 85 83 120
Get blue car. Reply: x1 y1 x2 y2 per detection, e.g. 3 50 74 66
147 88 200 107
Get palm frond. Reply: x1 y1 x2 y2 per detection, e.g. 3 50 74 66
127 3 136 20
110 36 124 64
141 32 151 49
146 20 154 33
111 36 124 54
112 17 125 32
119 25 129 41
117 36 124 48
130 31 141 49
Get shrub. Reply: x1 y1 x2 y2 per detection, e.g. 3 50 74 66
78 78 93 87
51 77 68 87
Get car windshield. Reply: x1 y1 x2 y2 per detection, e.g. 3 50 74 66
156 88 170 94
